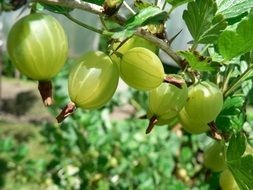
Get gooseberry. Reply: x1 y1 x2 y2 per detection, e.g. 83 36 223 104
7 13 68 105
203 141 226 172
120 47 164 90
184 81 223 123
219 169 239 190
110 35 157 67
179 107 209 134
57 51 119 122
148 75 188 120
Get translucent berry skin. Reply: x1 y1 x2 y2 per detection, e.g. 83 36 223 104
184 81 223 123
203 141 226 172
179 107 209 134
7 13 68 80
220 169 239 190
68 51 119 109
120 47 164 90
110 35 157 67
148 76 188 121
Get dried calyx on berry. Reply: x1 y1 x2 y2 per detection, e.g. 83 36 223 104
103 0 123 16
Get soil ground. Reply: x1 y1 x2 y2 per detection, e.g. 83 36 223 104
0 77 134 124
0 77 53 124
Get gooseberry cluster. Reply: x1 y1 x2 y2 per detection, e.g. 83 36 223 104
7 12 225 134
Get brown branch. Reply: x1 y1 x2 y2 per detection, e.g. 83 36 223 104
135 29 186 68
33 0 126 25
164 75 185 88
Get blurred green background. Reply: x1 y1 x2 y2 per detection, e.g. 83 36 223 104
0 5 238 190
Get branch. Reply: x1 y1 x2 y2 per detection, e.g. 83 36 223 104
34 0 126 24
224 64 253 97
34 0 103 14
135 29 186 68
34 0 184 68
63 13 104 34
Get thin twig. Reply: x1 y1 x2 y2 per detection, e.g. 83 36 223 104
64 13 106 35
99 15 108 30
155 0 159 6
190 42 198 52
163 75 185 88
135 29 185 68
123 1 136 15
162 0 167 10
35 0 185 69
167 6 174 15
224 64 253 97
34 0 126 25
222 67 233 94
34 0 103 15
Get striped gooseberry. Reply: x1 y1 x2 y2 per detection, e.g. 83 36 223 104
184 81 223 124
148 75 188 119
57 51 119 122
145 75 188 133
120 47 164 90
110 35 157 67
7 13 68 105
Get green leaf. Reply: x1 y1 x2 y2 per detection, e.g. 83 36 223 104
179 147 193 163
13 144 29 162
217 0 253 19
221 96 245 115
183 0 227 44
177 51 216 72
216 96 245 132
228 155 253 190
0 138 13 152
40 3 73 14
218 14 253 60
112 7 167 41
227 133 246 161
81 0 105 5
166 0 193 8
112 29 135 41
125 7 167 29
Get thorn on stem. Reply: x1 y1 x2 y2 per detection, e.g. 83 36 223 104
169 29 183 45
56 102 76 123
